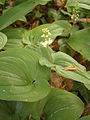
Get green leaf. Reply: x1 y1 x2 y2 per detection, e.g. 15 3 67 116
0 0 5 5
0 48 51 102
0 100 19 120
44 88 84 120
25 20 72 45
78 116 90 120
16 100 47 120
3 28 27 49
39 51 90 90
16 88 84 120
0 32 7 50
15 0 26 5
67 0 90 10
68 28 90 61
48 8 61 21
73 82 89 102
0 0 51 31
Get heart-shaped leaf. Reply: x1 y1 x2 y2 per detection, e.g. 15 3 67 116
44 88 84 120
0 48 51 102
16 88 84 120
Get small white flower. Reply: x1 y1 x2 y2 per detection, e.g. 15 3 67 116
42 28 51 36
40 38 53 47
48 38 53 44
40 27 52 47
41 34 45 38
42 28 48 33
48 31 51 36
40 41 47 47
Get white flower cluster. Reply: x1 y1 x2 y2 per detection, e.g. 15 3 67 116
71 13 79 22
40 28 53 47
71 1 79 22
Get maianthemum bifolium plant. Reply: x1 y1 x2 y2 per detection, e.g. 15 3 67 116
0 0 90 120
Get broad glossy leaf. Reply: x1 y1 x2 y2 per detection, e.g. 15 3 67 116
0 48 51 102
16 88 84 120
78 116 90 120
44 88 84 120
0 32 7 50
25 20 72 45
68 28 90 61
39 51 90 90
0 0 51 31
